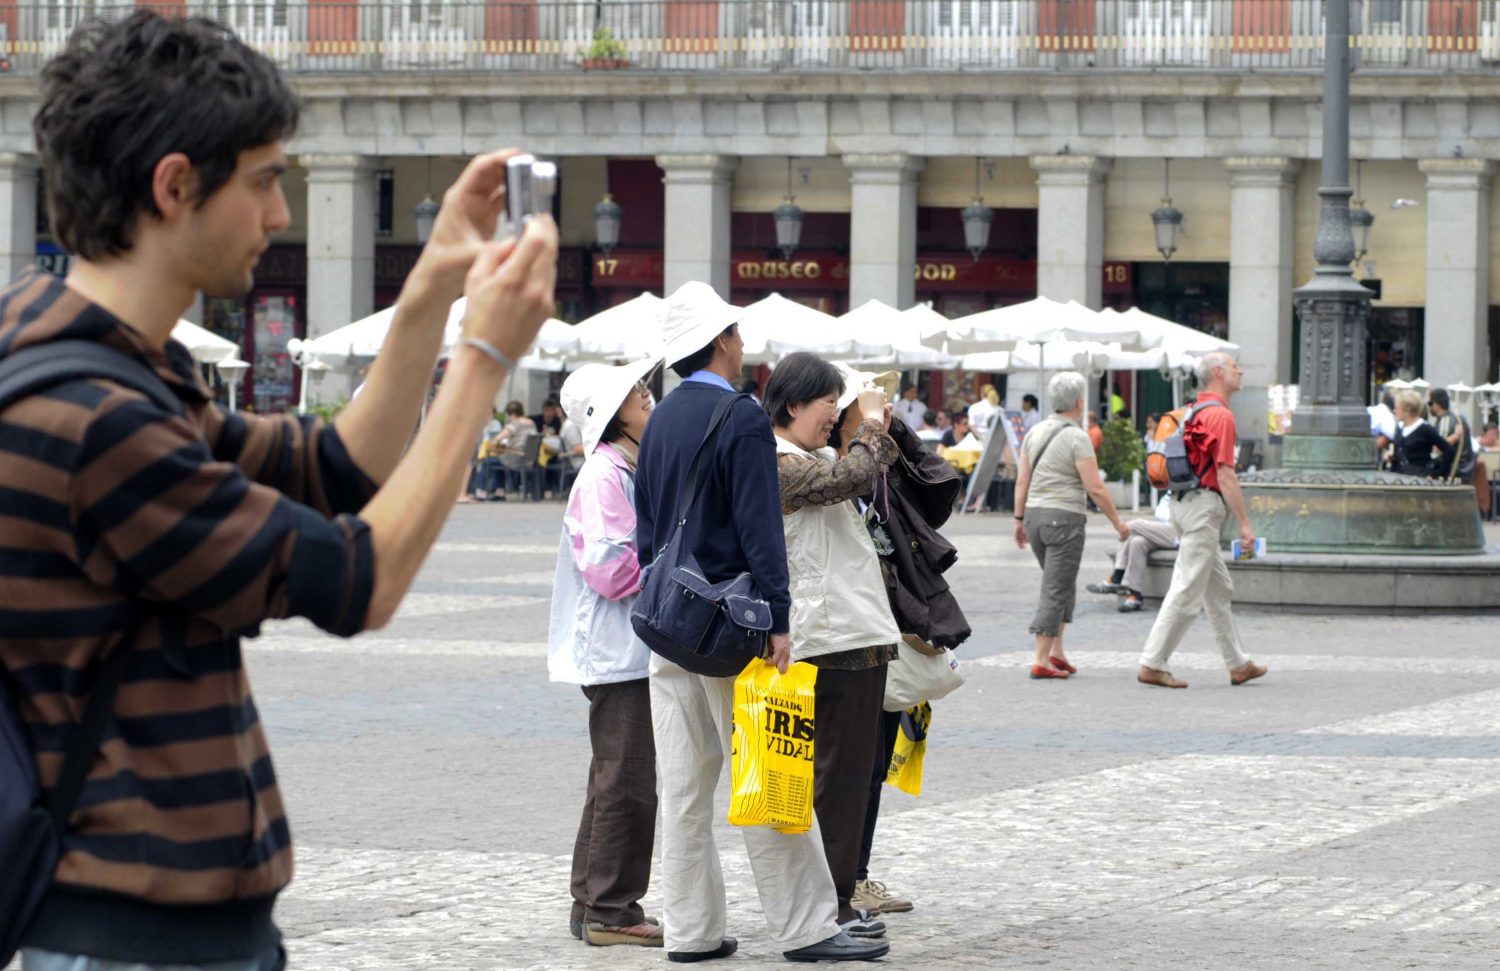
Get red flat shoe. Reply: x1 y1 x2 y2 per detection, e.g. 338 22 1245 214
1049 657 1077 674
1030 664 1069 680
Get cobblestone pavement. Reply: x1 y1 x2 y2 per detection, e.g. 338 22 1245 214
235 507 1500 969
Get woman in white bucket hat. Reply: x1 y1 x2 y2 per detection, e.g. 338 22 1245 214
547 355 665 948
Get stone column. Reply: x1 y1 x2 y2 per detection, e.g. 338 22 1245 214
0 153 38 284
844 153 924 309
657 154 737 297
1226 157 1301 447
1030 156 1111 307
1420 158 1494 387
303 155 376 340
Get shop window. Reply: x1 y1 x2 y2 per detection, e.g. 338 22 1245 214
375 170 394 238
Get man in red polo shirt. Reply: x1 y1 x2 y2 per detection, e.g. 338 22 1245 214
1137 352 1268 689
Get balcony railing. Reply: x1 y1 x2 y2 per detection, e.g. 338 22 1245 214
1 1 1497 75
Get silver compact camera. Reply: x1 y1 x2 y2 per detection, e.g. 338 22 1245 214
504 154 557 235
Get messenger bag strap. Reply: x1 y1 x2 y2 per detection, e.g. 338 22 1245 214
45 625 139 828
672 392 749 528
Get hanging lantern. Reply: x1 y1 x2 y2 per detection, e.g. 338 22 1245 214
594 193 623 255
961 157 992 262
413 195 439 245
1152 199 1183 262
773 157 803 260
1349 200 1374 265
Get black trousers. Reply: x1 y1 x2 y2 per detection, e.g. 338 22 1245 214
812 665 888 924
569 679 657 926
857 709 902 882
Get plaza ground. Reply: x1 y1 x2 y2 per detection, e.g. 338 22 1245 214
246 505 1500 970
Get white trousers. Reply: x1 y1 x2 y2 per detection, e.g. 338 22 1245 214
1137 489 1252 673
648 652 841 954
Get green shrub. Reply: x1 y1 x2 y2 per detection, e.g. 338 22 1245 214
584 26 626 60
1097 417 1145 482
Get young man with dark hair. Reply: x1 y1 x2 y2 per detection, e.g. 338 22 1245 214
1 12 558 969
1428 388 1476 482
635 282 885 964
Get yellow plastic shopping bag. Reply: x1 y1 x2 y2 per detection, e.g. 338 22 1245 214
728 658 818 834
886 702 931 796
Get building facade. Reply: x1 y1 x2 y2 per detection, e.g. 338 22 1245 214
1 0 1498 431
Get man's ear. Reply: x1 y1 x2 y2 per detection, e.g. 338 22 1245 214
151 153 199 221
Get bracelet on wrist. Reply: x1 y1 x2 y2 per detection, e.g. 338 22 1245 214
461 337 518 372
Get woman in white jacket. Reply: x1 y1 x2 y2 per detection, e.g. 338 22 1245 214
764 352 901 941
547 356 662 948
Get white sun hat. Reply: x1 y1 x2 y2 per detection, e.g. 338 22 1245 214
660 281 743 367
833 362 901 413
560 356 662 454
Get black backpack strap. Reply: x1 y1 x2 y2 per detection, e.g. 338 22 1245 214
673 392 749 528
45 626 138 828
0 339 182 417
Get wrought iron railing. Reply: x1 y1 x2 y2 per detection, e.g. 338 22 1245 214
0 1 1496 75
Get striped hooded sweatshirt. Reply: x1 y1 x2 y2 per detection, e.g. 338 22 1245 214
0 269 377 963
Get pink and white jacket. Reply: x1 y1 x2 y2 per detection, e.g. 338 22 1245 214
547 443 650 685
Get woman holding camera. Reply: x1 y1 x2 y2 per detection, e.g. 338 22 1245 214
547 357 663 948
763 352 902 941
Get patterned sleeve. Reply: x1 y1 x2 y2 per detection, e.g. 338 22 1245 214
202 405 379 517
778 420 898 512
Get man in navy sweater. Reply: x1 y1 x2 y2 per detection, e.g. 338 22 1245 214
636 282 888 964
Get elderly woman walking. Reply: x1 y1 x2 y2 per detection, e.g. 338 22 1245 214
1012 372 1130 680
764 353 903 941
547 357 664 948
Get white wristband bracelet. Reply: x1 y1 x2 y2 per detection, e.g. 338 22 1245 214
461 337 518 372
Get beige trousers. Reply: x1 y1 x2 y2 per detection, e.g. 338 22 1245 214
1137 489 1251 673
648 652 841 955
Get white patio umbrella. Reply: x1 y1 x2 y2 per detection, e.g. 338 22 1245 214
1100 307 1238 356
301 299 576 366
738 293 887 363
572 292 664 362
839 299 958 369
170 319 239 364
945 297 1147 355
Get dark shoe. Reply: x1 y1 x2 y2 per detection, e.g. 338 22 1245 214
1087 580 1126 595
1118 594 1144 613
839 912 886 939
570 917 582 940
1230 661 1268 686
1030 664 1069 680
785 931 890 962
585 920 664 947
1048 656 1077 674
670 938 738 963
1137 665 1188 689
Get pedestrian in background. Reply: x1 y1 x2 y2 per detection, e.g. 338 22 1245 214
1013 372 1130 680
766 354 901 942
635 283 885 964
1137 352 1267 690
894 382 927 429
0 11 558 968
548 357 664 948
1390 390 1455 479
1428 389 1475 482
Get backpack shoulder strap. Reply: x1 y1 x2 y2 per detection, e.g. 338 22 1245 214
0 340 182 417
44 626 138 828
673 392 750 527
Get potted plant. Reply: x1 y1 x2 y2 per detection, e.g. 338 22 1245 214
579 26 629 69
1097 417 1145 509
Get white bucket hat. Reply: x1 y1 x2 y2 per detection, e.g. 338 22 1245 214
559 356 662 454
834 363 901 413
660 281 743 367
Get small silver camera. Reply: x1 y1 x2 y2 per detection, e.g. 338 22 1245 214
504 154 557 235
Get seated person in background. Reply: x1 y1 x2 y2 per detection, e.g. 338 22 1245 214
1088 420 1104 453
1481 422 1499 451
558 416 588 472
478 400 537 499
532 396 564 435
1428 389 1476 483
1088 496 1179 612
916 408 946 443
1370 391 1398 453
1020 393 1043 433
1390 390 1454 478
940 412 970 450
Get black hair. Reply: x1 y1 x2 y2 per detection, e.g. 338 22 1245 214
34 10 299 260
1022 394 1039 408
1429 388 1451 411
738 379 760 395
1381 392 1396 410
669 325 736 380
543 398 560 408
923 409 938 425
951 410 969 425
763 352 843 429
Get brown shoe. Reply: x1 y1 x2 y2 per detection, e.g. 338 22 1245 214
1137 666 1188 689
1230 661 1267 686
584 920 664 947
